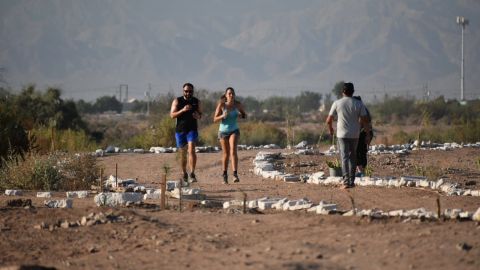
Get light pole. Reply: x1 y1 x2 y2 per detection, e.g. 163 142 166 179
456 16 469 102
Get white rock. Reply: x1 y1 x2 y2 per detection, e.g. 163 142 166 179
94 149 104 157
5 190 22 196
66 191 89 198
94 192 143 207
472 208 480 221
44 199 73 208
37 192 52 198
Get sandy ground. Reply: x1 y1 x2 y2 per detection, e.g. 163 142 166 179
1 147 479 270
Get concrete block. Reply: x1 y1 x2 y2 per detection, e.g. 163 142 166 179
418 180 430 188
282 174 300 182
66 191 89 198
45 199 73 208
170 188 205 200
470 190 480 196
282 198 312 211
144 193 161 200
342 209 356 216
272 198 289 210
94 192 143 207
223 200 243 209
315 201 337 215
459 211 472 219
258 198 286 210
443 209 462 219
37 192 52 198
5 190 22 196
388 210 405 217
133 149 145 153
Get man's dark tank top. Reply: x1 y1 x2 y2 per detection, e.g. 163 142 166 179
175 96 199 132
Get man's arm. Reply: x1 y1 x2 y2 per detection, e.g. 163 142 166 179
326 115 334 136
170 98 189 119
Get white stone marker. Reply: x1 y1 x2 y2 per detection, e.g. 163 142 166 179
37 192 52 198
45 199 73 208
5 190 22 196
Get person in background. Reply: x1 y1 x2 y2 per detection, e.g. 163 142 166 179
213 87 247 184
326 82 370 189
170 82 202 185
353 96 373 177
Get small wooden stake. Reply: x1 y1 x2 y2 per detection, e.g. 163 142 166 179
178 180 182 212
100 168 104 192
161 174 166 210
115 163 118 188
436 196 441 220
243 192 247 214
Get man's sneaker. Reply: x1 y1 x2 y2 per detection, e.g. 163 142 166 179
189 172 197 183
223 174 228 184
233 173 240 183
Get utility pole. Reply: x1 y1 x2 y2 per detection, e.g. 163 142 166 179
119 84 128 103
145 83 152 116
456 16 469 102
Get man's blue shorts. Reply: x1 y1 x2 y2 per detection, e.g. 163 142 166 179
175 130 199 148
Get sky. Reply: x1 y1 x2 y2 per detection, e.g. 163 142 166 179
1 0 479 101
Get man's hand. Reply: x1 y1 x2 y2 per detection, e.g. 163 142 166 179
183 104 192 112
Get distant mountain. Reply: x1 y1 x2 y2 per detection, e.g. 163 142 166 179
1 0 479 101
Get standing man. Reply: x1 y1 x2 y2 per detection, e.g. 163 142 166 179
326 82 370 189
170 82 202 185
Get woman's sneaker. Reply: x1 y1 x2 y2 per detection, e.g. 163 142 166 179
223 173 228 184
233 173 240 183
181 172 189 187
189 172 197 183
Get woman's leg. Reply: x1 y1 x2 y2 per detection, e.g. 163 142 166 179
229 132 239 172
220 137 230 172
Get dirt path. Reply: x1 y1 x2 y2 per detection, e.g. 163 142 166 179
0 148 479 269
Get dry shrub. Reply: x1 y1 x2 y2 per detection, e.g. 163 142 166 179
58 153 101 190
0 152 100 191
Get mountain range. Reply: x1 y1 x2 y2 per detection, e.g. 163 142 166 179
1 0 479 101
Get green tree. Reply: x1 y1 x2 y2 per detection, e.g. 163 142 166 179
93 95 122 113
331 81 345 99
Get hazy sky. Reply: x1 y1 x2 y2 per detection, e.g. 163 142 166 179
1 0 479 101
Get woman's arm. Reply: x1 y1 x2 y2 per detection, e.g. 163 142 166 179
213 102 224 123
237 102 247 119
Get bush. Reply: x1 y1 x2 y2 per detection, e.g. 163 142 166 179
0 152 100 191
124 115 176 148
31 127 98 153
200 121 286 147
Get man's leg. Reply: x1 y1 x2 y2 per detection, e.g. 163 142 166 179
347 138 359 185
187 141 196 179
186 131 199 182
337 138 349 186
338 138 358 187
175 132 188 182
